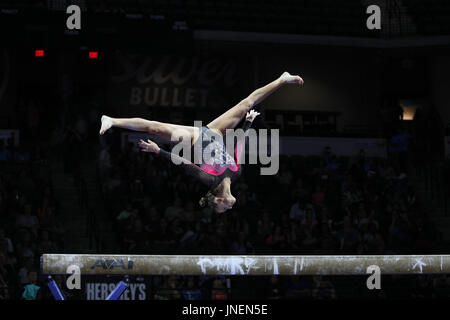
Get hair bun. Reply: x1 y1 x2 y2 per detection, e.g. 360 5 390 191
199 190 215 208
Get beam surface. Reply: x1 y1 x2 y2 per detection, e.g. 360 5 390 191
41 254 450 276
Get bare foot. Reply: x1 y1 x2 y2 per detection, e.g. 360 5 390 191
281 71 304 86
99 115 113 135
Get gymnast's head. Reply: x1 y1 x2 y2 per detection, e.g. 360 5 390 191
199 177 236 213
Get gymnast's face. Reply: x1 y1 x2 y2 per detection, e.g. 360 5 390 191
214 195 236 213
214 177 236 213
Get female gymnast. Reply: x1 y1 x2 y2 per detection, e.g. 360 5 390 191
99 71 304 213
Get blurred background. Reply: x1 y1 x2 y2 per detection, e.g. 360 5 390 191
0 0 449 300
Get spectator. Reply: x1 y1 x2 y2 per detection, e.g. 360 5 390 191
312 185 325 205
312 276 337 299
0 229 14 255
337 216 360 253
211 279 227 300
266 225 286 251
289 198 307 221
0 140 11 162
154 276 181 300
21 270 40 300
164 198 184 222
124 219 148 253
265 276 284 299
16 204 39 236
37 230 58 256
17 258 34 286
284 276 311 299
231 232 255 254
181 277 203 300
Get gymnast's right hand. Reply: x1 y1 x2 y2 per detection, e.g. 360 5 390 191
246 109 260 122
139 139 160 153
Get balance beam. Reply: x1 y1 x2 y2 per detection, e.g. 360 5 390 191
41 254 450 276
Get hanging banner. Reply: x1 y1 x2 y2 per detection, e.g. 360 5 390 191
107 52 252 116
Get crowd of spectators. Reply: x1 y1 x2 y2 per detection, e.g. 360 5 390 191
2 90 449 299
97 128 450 299
0 137 64 300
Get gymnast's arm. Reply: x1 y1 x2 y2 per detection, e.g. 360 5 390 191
138 139 217 189
235 110 259 165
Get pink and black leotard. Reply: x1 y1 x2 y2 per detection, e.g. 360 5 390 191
157 120 253 190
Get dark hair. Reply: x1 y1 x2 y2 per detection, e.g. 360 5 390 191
199 190 216 209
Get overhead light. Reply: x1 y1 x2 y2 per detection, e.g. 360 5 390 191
401 106 418 121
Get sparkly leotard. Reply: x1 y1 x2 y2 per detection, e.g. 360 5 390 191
157 120 252 190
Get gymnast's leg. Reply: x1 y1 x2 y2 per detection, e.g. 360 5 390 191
207 71 304 135
99 116 199 144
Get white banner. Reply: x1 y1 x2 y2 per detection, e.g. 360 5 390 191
85 282 147 300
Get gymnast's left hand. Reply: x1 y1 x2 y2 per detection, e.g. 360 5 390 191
246 110 260 122
139 139 160 153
